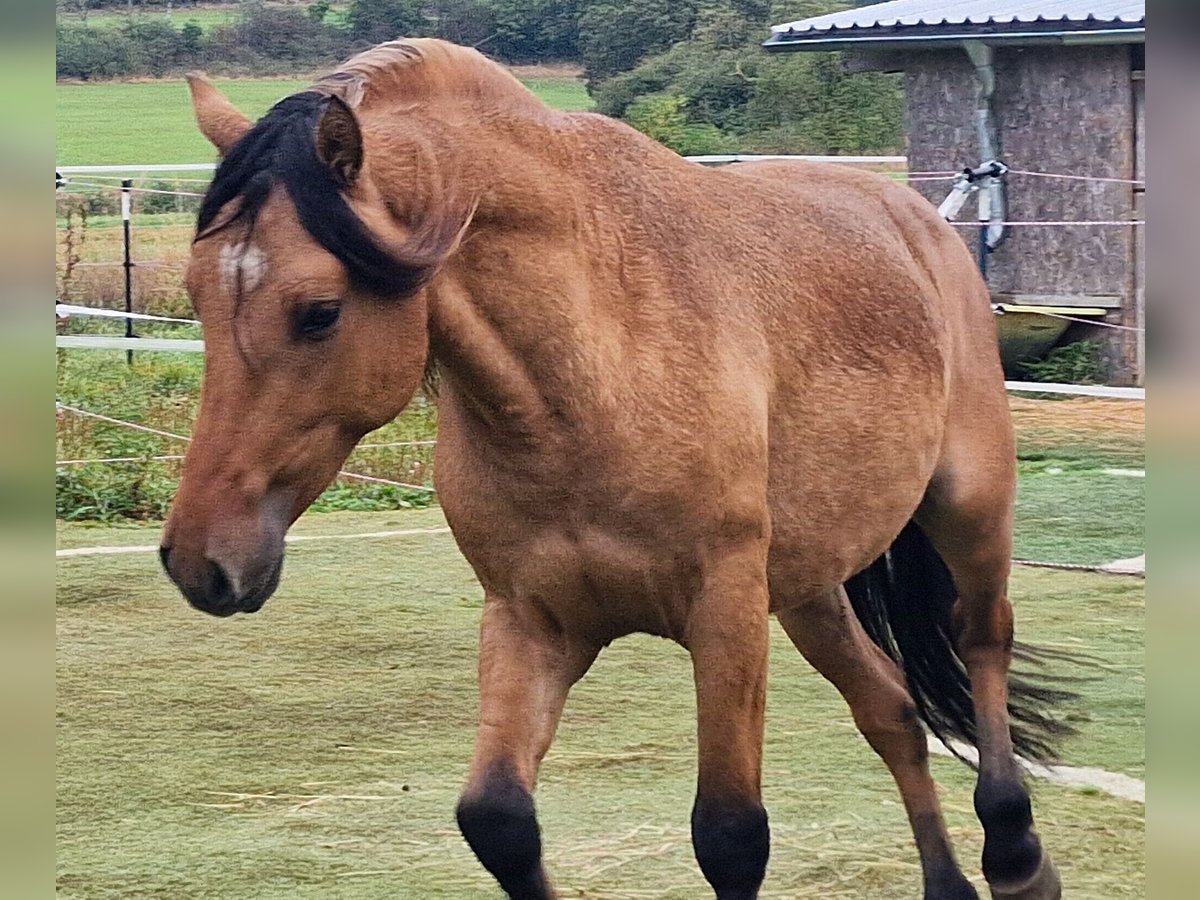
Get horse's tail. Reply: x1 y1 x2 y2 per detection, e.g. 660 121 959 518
843 521 1076 765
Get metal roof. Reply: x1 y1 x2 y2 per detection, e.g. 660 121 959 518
767 0 1145 49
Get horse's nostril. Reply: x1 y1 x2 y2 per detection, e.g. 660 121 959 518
158 545 172 573
205 557 235 601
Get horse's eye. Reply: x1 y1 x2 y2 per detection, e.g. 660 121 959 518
292 300 341 342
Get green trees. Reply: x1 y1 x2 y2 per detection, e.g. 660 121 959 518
490 0 580 62
577 1 698 86
591 1 904 155
346 0 425 42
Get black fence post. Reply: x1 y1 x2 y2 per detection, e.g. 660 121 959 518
122 178 134 365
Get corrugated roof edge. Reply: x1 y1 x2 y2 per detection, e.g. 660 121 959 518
772 13 1145 36
764 19 1144 50
770 0 1145 35
762 28 1145 50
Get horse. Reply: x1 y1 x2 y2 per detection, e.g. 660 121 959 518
160 38 1068 900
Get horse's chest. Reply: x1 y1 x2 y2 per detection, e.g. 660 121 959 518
448 505 705 640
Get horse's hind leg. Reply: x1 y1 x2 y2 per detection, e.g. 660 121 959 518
918 451 1061 900
456 593 599 900
777 591 978 900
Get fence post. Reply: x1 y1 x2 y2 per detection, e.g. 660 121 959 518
122 178 134 365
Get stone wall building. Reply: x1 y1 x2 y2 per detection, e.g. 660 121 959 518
767 0 1146 383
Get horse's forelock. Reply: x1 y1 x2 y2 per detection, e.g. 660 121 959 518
195 90 470 298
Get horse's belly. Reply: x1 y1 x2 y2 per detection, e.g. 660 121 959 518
764 387 946 607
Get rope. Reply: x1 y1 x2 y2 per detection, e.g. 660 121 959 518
55 402 436 493
67 173 214 185
949 220 1144 227
357 440 438 449
1007 169 1146 187
62 180 205 199
331 470 434 492
57 402 191 442
993 305 1143 333
57 455 186 466
64 260 183 270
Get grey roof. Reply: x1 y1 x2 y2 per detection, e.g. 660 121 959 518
767 0 1145 49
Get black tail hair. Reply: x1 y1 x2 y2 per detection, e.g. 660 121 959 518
844 521 1077 765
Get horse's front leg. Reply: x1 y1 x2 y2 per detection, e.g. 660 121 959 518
685 547 772 900
456 593 599 900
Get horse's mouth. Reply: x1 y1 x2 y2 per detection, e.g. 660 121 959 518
172 551 284 618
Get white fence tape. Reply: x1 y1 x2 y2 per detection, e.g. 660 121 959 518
57 164 218 174
56 526 454 559
1004 381 1144 400
56 335 205 353
56 303 199 326
54 338 1147 401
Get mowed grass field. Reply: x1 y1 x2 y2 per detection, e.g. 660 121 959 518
55 76 594 165
57 504 1143 899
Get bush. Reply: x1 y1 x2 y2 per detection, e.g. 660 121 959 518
346 0 426 43
57 4 354 80
624 94 729 156
1018 340 1108 385
578 0 699 88
121 20 188 76
590 2 903 157
235 2 348 63
136 181 202 216
57 23 141 79
490 0 581 63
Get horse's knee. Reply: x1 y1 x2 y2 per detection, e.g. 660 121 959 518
974 776 1044 887
691 798 770 899
456 767 550 900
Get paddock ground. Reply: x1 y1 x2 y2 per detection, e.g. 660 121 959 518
57 503 1143 899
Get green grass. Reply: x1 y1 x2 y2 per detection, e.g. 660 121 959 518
57 508 1143 898
57 79 316 165
68 7 243 31
1014 466 1144 565
55 76 593 165
56 346 439 520
58 3 356 32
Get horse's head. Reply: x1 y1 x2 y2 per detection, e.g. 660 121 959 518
160 77 467 616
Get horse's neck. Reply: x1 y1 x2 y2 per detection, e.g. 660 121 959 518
414 112 696 443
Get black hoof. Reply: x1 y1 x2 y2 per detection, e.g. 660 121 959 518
457 767 552 900
691 799 770 899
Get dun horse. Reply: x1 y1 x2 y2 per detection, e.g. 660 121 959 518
161 39 1067 899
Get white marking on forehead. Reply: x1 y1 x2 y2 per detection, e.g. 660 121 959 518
217 241 267 297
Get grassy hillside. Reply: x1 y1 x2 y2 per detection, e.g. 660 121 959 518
56 77 593 165
58 2 353 32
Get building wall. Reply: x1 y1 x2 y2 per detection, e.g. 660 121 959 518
902 45 1140 381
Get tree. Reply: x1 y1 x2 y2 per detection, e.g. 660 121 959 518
490 0 581 62
590 0 902 157
577 0 699 88
346 0 426 43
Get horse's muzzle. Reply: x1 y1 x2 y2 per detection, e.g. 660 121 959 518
159 544 283 616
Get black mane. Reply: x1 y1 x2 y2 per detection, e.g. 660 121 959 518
197 91 435 297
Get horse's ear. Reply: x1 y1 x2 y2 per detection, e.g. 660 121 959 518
186 72 251 156
314 95 364 188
